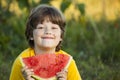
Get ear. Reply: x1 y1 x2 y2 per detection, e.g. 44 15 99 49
60 38 62 41
30 37 34 40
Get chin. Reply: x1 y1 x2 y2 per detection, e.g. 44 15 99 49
43 45 56 48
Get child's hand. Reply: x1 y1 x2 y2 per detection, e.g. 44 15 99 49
21 66 35 80
56 69 68 80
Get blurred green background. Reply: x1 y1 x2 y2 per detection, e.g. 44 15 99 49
0 0 120 80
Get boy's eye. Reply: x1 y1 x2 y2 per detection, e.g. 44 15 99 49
52 27 58 29
37 26 44 29
36 24 44 29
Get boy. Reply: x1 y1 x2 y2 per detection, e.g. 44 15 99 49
10 4 82 80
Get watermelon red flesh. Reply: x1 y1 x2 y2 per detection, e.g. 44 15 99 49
20 53 71 79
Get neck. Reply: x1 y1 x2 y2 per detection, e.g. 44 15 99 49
34 46 56 55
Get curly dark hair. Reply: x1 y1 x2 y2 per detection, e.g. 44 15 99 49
25 4 66 51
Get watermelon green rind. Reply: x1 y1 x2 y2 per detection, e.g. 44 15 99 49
64 55 72 69
20 57 25 67
32 75 57 80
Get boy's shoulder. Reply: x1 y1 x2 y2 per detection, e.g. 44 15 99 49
57 50 72 56
18 48 34 58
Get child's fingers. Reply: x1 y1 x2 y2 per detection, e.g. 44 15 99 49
61 69 68 73
56 69 68 80
21 66 34 80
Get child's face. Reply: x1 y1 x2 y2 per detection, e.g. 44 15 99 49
33 20 62 50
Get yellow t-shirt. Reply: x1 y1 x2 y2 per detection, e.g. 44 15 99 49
9 48 82 80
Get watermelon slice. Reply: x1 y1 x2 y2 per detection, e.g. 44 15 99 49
20 53 72 80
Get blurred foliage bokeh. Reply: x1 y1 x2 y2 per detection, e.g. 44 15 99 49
0 0 120 80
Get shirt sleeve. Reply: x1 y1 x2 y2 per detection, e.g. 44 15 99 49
9 57 25 80
9 48 34 80
67 59 82 80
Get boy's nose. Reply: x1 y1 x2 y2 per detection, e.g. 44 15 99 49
45 28 52 35
45 31 52 35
